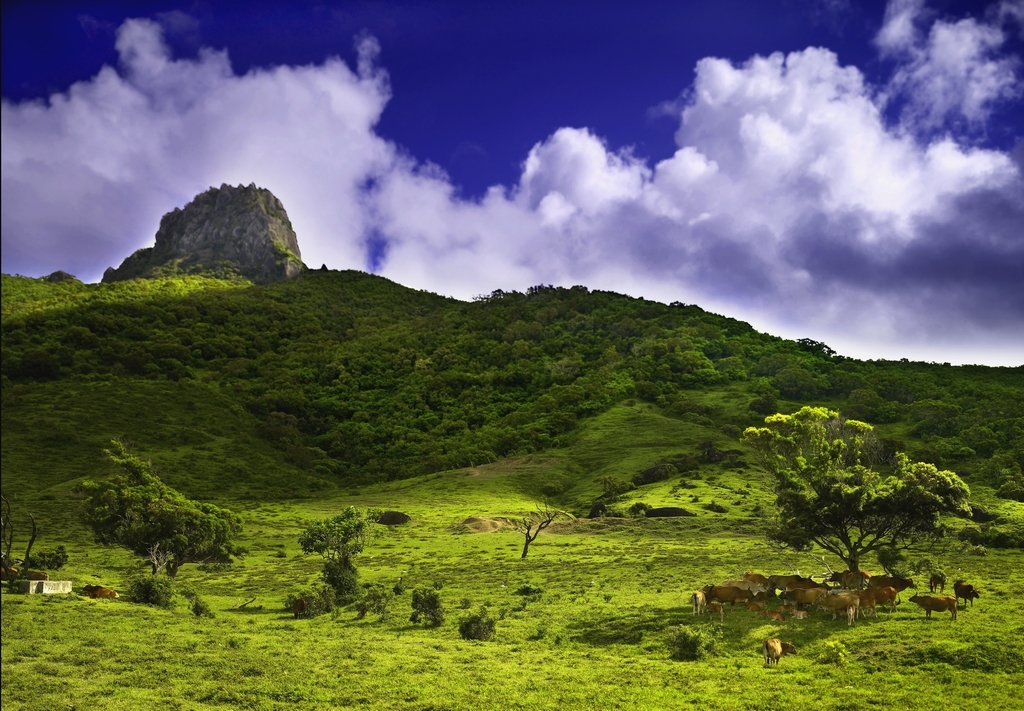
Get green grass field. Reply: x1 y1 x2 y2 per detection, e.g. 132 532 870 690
3 390 1023 710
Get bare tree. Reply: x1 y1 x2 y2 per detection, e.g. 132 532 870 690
1 495 38 581
515 503 571 559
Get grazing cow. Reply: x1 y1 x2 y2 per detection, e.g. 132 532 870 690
691 590 707 616
745 601 766 612
744 572 770 588
909 594 957 620
817 592 860 625
791 610 810 620
701 585 753 607
764 609 786 622
293 598 308 619
780 587 825 610
762 638 797 666
868 575 914 594
953 581 980 608
929 574 946 593
707 602 725 623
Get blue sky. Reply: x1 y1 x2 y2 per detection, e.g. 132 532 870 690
3 0 1023 364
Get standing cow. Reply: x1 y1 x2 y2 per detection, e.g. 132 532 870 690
762 638 797 666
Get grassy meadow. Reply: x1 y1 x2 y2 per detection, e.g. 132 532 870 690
3 392 1023 710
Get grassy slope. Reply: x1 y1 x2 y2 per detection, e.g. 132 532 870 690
3 398 1023 710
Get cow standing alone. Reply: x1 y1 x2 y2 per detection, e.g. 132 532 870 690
762 638 797 666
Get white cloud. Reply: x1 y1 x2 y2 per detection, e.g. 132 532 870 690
2 8 1022 365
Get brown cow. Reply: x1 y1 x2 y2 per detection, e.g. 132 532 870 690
859 586 898 615
81 584 99 596
293 598 308 618
91 587 119 599
702 585 752 607
745 601 766 612
762 638 797 666
909 594 957 620
764 609 786 622
953 581 980 607
707 602 725 623
690 590 707 616
868 575 914 593
0 566 19 580
780 587 825 610
744 572 770 588
777 604 796 615
721 579 769 595
791 610 810 619
25 571 49 581
817 592 859 625
929 574 946 593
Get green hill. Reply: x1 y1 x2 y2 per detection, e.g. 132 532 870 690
2 269 1023 710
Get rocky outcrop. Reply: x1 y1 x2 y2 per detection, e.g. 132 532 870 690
45 270 80 283
102 184 305 283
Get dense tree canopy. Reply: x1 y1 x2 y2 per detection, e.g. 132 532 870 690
743 407 971 571
79 440 243 576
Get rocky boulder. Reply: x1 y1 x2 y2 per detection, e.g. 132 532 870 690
103 183 305 283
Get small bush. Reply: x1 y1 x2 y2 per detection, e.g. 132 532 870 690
666 624 718 661
628 502 652 518
459 596 472 609
355 584 393 621
459 608 496 641
29 546 69 571
597 476 633 498
128 574 175 608
702 501 728 514
322 559 360 604
515 584 543 596
410 587 445 627
633 463 678 486
180 587 214 618
284 583 336 618
817 639 850 666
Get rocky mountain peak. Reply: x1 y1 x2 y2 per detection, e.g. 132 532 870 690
102 184 305 283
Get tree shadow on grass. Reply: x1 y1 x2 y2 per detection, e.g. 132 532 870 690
568 606 694 646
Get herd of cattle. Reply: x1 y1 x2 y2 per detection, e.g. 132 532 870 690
690 571 982 666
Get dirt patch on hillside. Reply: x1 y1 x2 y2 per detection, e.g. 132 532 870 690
456 516 518 533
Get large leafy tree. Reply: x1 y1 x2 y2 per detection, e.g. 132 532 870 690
298 507 378 602
80 441 243 577
743 407 970 572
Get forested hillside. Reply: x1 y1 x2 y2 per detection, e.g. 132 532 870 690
2 270 1022 515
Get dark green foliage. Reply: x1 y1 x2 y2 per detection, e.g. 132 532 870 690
628 502 652 517
79 440 242 577
285 584 336 618
322 559 360 603
633 463 677 486
355 584 393 621
128 574 175 608
459 608 496 641
410 588 445 627
665 624 718 661
28 546 68 571
180 586 214 618
958 524 1024 549
597 476 633 498
515 584 543 596
702 501 728 514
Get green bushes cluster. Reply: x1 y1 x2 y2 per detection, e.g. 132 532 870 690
410 588 445 627
459 607 496 641
665 625 718 661
127 575 175 608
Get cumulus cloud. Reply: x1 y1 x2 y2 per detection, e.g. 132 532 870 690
3 5 1022 365
2 18 392 281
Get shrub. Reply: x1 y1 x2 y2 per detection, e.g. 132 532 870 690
284 583 336 618
632 463 677 486
128 574 175 608
180 586 213 618
816 639 850 666
459 608 496 641
29 546 69 571
355 584 393 621
666 624 717 661
515 584 543 596
410 588 445 627
628 502 652 518
702 501 728 513
597 476 633 498
322 559 359 604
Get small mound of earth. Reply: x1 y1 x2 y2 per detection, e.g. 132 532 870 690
457 516 516 533
645 507 696 518
376 511 411 525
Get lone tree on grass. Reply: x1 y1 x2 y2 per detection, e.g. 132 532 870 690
79 440 243 577
515 503 571 559
1 494 38 582
743 407 970 572
298 507 378 603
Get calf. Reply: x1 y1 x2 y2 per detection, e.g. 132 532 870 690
762 638 797 667
791 610 810 620
707 602 725 623
764 609 786 622
953 581 980 608
690 590 707 616
817 592 859 625
929 574 946 593
909 594 957 620
745 601 766 612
